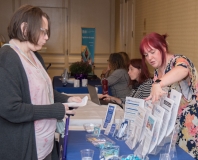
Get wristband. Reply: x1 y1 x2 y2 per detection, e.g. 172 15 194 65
154 79 163 87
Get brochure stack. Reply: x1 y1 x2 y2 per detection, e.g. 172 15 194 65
85 89 182 159
122 89 182 160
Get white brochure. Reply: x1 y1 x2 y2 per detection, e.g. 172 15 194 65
131 107 146 149
125 120 135 149
149 105 165 153
144 100 154 112
124 97 145 121
125 132 135 150
124 97 144 139
126 120 134 139
125 107 146 149
103 103 117 129
158 97 174 145
63 96 88 107
142 114 157 157
166 89 182 136
139 104 153 143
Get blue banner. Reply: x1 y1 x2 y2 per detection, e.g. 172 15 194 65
81 28 95 65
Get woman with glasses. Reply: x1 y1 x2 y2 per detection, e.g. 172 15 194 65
100 58 152 107
0 5 82 160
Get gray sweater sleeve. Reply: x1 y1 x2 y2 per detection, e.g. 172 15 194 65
0 66 65 123
0 47 65 123
106 69 122 86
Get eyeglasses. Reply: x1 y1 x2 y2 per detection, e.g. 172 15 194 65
40 28 49 36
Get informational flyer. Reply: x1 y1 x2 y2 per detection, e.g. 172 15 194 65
125 107 146 149
142 114 157 157
125 133 135 150
63 96 88 107
124 97 145 121
126 120 134 139
103 103 117 129
158 97 174 145
144 100 154 112
166 89 182 136
131 107 146 149
149 105 165 153
139 107 153 143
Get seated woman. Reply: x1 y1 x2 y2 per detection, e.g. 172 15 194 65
101 51 130 78
119 51 130 70
102 53 131 99
100 59 152 107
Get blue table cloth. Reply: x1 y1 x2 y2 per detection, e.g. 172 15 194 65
64 131 194 160
53 76 111 94
53 76 102 93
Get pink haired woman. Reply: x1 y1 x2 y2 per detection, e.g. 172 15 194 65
140 32 198 159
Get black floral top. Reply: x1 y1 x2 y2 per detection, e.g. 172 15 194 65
154 55 198 159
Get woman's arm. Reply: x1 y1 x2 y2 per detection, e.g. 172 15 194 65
147 66 189 102
99 94 122 104
109 96 122 104
159 66 188 88
0 66 65 123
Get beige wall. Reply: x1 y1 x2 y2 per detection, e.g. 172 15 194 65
134 0 198 72
68 0 115 77
1 0 198 77
0 0 69 78
115 0 135 59
0 0 115 78
0 0 14 42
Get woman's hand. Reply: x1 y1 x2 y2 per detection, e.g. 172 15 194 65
107 65 110 71
63 96 82 117
67 96 82 103
145 83 167 103
98 94 121 104
62 104 76 118
99 94 111 100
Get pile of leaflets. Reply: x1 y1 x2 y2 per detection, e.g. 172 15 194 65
123 89 181 158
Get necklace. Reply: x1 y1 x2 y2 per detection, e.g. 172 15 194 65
10 40 38 69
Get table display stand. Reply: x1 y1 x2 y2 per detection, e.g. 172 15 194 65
133 137 149 160
151 125 179 160
133 125 179 160
129 126 141 150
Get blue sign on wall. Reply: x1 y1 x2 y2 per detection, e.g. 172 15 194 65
81 28 95 65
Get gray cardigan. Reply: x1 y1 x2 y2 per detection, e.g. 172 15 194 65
106 69 130 99
0 46 69 160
